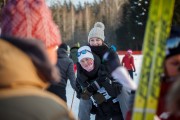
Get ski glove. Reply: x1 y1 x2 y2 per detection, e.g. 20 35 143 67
101 78 123 97
81 88 92 100
86 81 100 93
76 89 82 99
75 81 82 99
103 49 121 73
92 92 106 104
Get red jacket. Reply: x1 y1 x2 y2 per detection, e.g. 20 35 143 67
156 80 180 120
122 54 135 70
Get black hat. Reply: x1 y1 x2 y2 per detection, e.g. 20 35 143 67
166 26 180 59
59 43 67 51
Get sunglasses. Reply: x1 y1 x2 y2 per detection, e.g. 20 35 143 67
77 49 91 57
166 37 180 50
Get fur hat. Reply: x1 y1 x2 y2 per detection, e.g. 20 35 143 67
0 0 61 48
78 46 94 62
88 22 105 42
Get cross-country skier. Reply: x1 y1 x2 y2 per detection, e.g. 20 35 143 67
122 49 136 80
76 46 123 120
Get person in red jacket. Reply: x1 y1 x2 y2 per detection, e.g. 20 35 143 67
122 49 136 80
155 26 180 120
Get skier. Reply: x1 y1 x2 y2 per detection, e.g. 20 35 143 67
122 49 136 80
48 43 76 102
76 46 123 120
155 26 180 120
0 0 75 119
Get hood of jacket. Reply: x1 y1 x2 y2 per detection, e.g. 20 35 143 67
0 39 47 89
57 48 68 58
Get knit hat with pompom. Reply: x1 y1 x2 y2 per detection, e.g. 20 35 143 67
0 0 61 48
88 22 105 42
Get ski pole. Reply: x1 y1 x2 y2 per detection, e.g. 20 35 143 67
70 90 75 111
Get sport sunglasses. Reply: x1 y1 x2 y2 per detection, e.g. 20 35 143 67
77 49 92 57
166 37 180 50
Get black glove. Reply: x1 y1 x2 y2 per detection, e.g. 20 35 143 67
102 49 121 73
101 78 123 97
81 88 92 100
75 81 82 99
86 82 100 93
76 89 82 99
133 69 136 72
92 92 106 104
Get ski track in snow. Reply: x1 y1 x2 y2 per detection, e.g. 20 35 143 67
66 55 142 119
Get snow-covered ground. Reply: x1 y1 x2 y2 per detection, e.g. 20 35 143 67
66 55 143 119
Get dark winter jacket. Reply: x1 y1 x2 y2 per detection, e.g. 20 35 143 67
0 37 75 120
56 48 76 89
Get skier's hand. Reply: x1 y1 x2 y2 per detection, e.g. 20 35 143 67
75 81 82 99
86 81 99 93
92 93 106 104
81 88 92 100
133 69 136 72
76 89 82 99
102 49 121 73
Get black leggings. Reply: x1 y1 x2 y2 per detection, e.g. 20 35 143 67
128 70 133 80
95 100 123 120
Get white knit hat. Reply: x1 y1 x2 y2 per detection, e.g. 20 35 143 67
88 22 105 42
78 46 94 62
